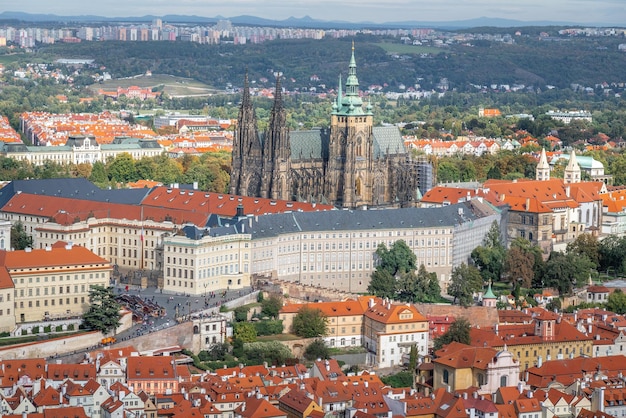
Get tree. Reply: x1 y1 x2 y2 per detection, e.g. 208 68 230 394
541 251 594 295
233 306 249 322
199 342 231 361
433 318 472 351
82 285 121 334
89 161 108 185
367 269 396 299
471 221 505 283
375 241 417 276
10 221 33 250
304 339 330 361
234 322 257 342
261 294 283 319
397 265 441 303
243 341 292 366
567 233 600 268
380 371 414 388
606 289 626 314
107 153 137 183
448 263 483 307
291 306 328 338
503 238 543 288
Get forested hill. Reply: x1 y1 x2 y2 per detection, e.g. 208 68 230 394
34 34 626 92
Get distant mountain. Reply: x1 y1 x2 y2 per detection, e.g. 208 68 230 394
0 11 595 29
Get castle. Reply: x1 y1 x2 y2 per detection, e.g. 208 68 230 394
230 45 433 209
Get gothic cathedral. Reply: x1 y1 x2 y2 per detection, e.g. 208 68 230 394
230 45 433 209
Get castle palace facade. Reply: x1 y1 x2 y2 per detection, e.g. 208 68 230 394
230 46 433 209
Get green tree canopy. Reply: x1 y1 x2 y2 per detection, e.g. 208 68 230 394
234 322 257 343
82 285 121 334
448 263 483 307
243 340 292 366
606 289 626 314
367 269 396 299
304 339 330 361
566 233 600 268
261 294 283 319
375 240 417 276
433 317 472 352
10 221 33 250
471 221 505 283
291 306 328 338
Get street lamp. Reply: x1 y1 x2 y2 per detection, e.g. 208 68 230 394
204 282 208 298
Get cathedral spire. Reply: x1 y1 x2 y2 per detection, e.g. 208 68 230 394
335 43 365 116
536 148 550 181
242 69 251 107
564 149 581 184
273 72 283 107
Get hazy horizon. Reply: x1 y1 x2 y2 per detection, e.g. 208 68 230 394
5 1 626 26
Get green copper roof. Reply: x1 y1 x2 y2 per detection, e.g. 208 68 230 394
332 43 372 117
483 282 496 299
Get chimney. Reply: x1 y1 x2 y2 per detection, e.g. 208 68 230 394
495 323 499 336
518 381 524 393
525 198 530 211
537 356 543 368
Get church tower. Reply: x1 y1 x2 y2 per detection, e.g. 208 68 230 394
563 149 581 184
327 43 374 208
536 148 550 181
260 74 291 200
230 71 263 196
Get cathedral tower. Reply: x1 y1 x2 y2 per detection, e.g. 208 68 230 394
536 148 550 181
260 74 291 200
327 42 374 208
564 149 581 184
230 71 263 196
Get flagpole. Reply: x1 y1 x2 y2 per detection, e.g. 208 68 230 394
140 205 144 270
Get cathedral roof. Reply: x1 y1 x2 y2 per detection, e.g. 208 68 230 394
289 129 328 161
288 126 406 161
372 126 406 157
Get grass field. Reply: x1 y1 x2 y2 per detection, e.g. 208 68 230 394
0 53 28 65
98 74 220 97
375 42 444 55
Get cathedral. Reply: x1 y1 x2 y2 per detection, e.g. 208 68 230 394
230 45 433 209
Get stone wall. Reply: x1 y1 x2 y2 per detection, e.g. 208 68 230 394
414 304 499 328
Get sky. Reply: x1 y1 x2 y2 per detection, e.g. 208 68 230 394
7 0 626 26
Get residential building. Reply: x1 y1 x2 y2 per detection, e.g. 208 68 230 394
279 299 366 349
471 308 593 371
126 356 179 395
363 297 429 368
0 243 110 323
433 342 520 394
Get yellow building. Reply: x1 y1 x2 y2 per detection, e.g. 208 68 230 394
471 308 593 371
279 298 366 349
2 243 110 323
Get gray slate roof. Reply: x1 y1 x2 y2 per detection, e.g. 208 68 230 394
0 178 151 207
192 201 490 240
290 130 328 161
372 126 406 157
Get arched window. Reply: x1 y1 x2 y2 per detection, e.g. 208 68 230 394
193 325 199 334
500 375 508 387
443 369 449 384
355 179 362 196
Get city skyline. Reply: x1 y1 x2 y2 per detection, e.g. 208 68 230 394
5 0 626 26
